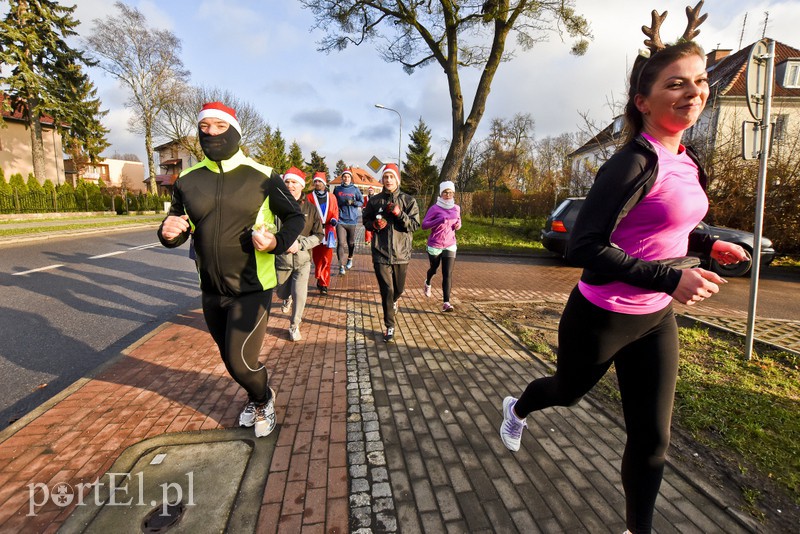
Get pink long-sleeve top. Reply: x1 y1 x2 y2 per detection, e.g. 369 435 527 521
422 203 462 249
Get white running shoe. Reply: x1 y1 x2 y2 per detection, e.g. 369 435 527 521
424 282 432 298
238 401 257 428
500 396 527 452
442 302 454 312
254 388 277 438
346 258 353 269
339 265 346 275
289 325 302 342
280 298 292 314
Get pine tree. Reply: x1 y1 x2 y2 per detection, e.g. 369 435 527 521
9 173 27 194
402 118 439 195
334 160 346 177
287 142 305 172
271 129 288 172
0 0 108 183
307 151 329 177
27 173 43 192
62 74 110 173
253 125 289 171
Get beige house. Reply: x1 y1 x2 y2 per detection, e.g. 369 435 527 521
0 96 65 184
569 39 800 187
63 158 146 192
685 41 800 164
149 139 200 195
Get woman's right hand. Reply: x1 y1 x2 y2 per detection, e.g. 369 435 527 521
671 268 727 305
161 215 190 240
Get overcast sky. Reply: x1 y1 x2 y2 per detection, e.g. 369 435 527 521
66 0 799 175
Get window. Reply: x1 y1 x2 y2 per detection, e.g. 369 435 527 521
783 61 800 88
612 116 624 135
774 114 788 142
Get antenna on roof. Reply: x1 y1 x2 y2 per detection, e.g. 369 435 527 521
762 11 769 39
738 12 747 50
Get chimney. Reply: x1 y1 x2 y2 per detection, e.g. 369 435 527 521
706 49 732 68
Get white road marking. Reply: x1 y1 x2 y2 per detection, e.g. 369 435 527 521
13 264 65 276
89 242 160 259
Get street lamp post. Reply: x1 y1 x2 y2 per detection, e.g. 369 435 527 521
374 104 402 173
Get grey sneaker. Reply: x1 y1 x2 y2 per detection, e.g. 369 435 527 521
339 265 346 275
238 400 257 428
280 298 292 314
254 388 277 438
346 258 353 269
289 325 302 342
500 396 527 452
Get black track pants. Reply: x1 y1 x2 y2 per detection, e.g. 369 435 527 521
373 263 408 329
426 250 456 302
202 290 273 404
515 286 679 534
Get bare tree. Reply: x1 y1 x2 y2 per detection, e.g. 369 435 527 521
84 1 189 195
477 113 533 223
301 1 591 185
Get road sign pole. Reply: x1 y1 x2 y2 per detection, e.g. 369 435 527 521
744 40 775 361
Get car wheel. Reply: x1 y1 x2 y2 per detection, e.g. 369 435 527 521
709 246 752 277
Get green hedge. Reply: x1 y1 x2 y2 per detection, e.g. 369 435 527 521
0 188 169 214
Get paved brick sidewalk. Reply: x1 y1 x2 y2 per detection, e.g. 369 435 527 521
0 249 765 532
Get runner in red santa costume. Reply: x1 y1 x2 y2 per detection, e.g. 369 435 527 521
307 172 339 295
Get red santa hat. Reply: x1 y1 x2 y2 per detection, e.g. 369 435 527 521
312 171 327 184
283 166 306 187
380 163 400 183
197 102 241 134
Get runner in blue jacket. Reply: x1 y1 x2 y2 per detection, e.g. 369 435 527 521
333 169 364 274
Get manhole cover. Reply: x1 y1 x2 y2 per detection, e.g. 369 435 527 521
141 501 185 532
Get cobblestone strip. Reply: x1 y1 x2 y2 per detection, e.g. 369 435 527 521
346 305 399 533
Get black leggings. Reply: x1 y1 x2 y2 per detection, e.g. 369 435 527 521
202 290 273 404
515 287 679 534
426 250 456 302
336 223 357 263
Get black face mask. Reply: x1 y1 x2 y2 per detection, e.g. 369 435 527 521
199 126 241 162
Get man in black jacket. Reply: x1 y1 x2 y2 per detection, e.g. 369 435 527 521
362 163 420 342
158 102 304 438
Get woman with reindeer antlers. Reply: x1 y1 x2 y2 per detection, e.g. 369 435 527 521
499 2 748 532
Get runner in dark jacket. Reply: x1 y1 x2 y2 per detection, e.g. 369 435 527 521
158 102 304 439
362 163 420 342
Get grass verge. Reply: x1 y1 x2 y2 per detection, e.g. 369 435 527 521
414 215 547 254
0 215 163 237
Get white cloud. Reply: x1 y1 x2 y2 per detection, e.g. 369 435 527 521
64 0 799 170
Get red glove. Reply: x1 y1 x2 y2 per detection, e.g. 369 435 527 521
387 202 402 217
373 218 388 231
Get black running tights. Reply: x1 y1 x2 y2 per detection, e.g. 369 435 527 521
202 290 272 404
514 286 679 534
426 250 456 302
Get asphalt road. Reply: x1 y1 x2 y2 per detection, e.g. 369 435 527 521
0 227 201 429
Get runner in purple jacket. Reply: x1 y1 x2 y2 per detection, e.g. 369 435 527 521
421 181 461 312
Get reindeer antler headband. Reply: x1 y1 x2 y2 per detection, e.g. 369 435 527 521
639 0 707 59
